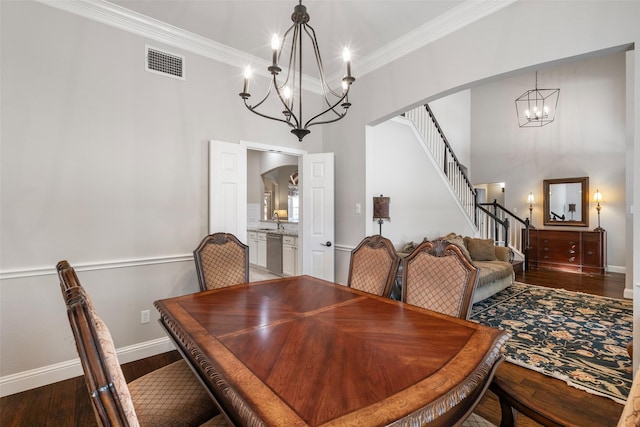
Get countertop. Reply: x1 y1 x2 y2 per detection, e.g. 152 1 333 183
248 228 298 237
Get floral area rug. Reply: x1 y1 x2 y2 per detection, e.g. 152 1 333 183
470 282 633 404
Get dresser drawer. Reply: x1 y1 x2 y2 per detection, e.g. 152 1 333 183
524 229 605 273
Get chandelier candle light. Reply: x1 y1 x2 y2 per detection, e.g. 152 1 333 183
240 1 355 142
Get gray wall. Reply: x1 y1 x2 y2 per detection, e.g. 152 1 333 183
2 0 640 392
325 1 639 288
0 0 322 391
471 53 627 271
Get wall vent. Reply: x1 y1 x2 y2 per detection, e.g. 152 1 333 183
146 46 185 80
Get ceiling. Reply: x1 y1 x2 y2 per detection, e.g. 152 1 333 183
105 0 515 78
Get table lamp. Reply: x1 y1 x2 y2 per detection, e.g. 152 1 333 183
373 195 390 235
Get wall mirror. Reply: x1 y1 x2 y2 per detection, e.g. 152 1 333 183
543 177 589 227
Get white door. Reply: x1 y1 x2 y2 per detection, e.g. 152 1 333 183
301 153 335 281
208 140 247 243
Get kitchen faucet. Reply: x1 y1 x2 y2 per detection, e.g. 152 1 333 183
272 212 283 231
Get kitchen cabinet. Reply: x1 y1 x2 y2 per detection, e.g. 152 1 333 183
525 229 606 274
248 231 258 265
283 235 297 276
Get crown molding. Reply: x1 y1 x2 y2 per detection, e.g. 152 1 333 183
355 0 518 78
35 0 516 90
35 0 253 68
34 0 323 92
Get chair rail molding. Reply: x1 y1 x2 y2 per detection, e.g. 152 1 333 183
0 254 194 281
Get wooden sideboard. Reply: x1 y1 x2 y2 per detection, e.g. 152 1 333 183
524 229 606 274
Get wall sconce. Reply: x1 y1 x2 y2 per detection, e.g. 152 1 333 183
593 190 605 232
527 192 535 224
373 195 390 235
500 182 505 193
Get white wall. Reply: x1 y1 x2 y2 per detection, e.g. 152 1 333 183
325 0 639 299
366 117 475 250
429 90 471 170
2 0 640 393
0 0 322 394
470 53 627 271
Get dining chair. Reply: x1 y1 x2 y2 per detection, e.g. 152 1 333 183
347 234 401 297
193 232 249 291
56 260 227 427
401 239 479 319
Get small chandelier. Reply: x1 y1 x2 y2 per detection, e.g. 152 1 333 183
239 1 355 142
515 72 559 127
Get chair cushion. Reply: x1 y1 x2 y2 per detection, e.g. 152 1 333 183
462 413 497 427
473 260 514 287
128 359 218 427
93 314 140 425
199 414 231 426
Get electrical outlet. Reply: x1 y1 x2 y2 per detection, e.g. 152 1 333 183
355 203 361 214
140 310 150 324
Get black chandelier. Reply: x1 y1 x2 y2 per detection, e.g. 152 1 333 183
239 1 355 142
515 72 560 128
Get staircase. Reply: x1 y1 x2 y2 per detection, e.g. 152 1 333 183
403 104 531 266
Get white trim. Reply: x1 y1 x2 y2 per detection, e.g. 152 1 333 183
0 337 175 398
34 0 515 88
334 244 353 254
624 287 634 299
240 140 307 157
354 0 518 80
0 254 193 280
34 0 322 93
607 265 626 275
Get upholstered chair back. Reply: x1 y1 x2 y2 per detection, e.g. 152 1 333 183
194 233 249 291
402 240 479 319
348 235 400 297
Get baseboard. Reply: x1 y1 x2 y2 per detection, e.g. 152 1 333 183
607 265 625 274
0 337 175 398
624 287 634 299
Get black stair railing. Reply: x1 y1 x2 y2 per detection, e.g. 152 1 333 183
478 199 532 268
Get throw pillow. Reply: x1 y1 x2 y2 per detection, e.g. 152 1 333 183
441 234 472 261
402 241 416 253
464 237 497 261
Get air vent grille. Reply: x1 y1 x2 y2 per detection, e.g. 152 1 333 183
146 46 184 80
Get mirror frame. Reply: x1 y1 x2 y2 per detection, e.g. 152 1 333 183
543 177 589 227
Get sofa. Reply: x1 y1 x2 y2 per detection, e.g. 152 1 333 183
400 232 514 303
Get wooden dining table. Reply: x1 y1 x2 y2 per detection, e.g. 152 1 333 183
154 275 509 427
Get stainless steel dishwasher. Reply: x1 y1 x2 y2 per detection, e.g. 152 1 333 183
266 233 283 274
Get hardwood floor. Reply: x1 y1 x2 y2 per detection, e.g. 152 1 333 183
0 269 627 426
0 351 183 427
